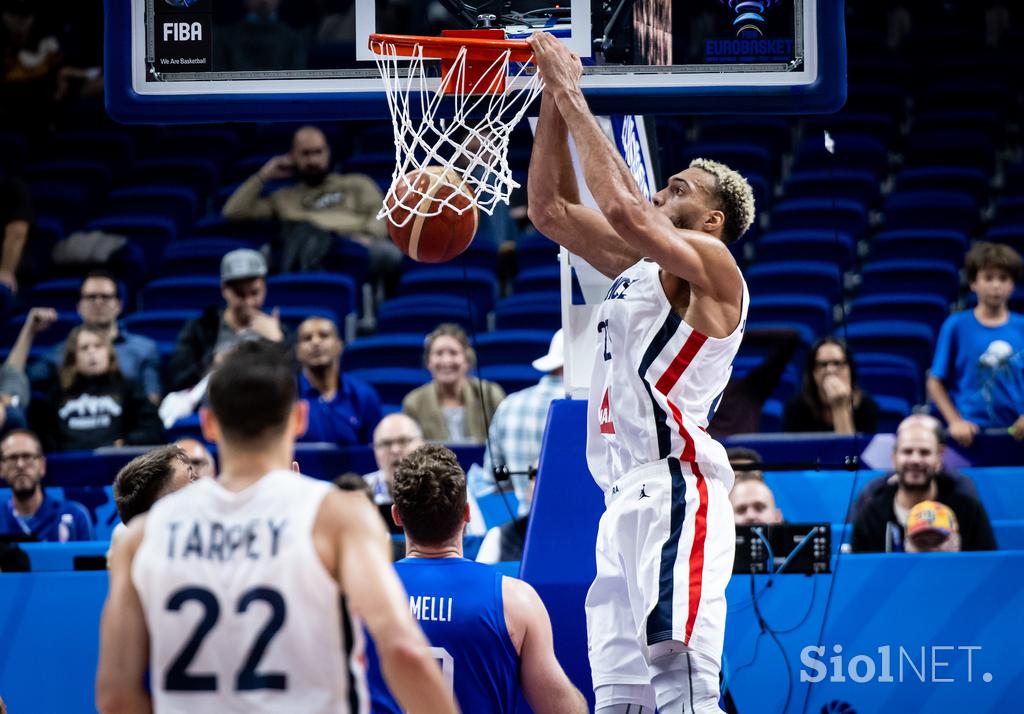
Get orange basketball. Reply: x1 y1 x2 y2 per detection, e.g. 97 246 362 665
385 166 479 263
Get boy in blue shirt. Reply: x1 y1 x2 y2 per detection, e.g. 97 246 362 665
0 429 93 541
928 242 1024 446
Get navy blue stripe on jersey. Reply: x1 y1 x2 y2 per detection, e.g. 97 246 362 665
339 595 362 714
637 311 682 459
647 457 687 645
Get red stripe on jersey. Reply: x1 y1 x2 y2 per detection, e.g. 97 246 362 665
684 461 710 645
653 330 708 462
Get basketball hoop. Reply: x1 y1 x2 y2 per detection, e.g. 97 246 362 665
369 31 543 227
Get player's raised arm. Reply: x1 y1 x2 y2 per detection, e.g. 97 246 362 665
527 76 643 279
96 520 152 714
332 492 459 714
505 578 588 714
527 33 742 302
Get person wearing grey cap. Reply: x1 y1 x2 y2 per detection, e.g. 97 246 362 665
166 249 290 391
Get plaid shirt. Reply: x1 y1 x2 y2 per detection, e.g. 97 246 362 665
477 375 564 515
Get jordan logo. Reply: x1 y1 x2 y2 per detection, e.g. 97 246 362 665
639 484 650 499
599 388 615 434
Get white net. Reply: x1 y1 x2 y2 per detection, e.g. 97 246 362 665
372 38 544 227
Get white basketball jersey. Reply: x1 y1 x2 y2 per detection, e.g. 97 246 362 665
586 259 748 491
132 470 367 714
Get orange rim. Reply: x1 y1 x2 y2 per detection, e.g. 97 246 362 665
369 33 535 63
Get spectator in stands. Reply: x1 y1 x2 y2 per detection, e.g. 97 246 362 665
710 327 803 438
365 412 424 505
369 443 588 714
730 479 783 526
295 316 382 445
0 176 31 295
903 501 962 553
479 329 564 515
784 337 879 435
222 125 402 290
0 362 29 437
213 0 306 72
168 249 289 392
403 323 505 444
30 325 164 452
851 418 996 553
0 429 93 541
849 414 979 522
44 271 162 403
727 446 764 482
175 437 217 479
927 242 1024 447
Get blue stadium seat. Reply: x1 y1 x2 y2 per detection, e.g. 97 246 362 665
342 334 425 371
3 311 79 348
514 266 561 295
985 225 1024 254
375 295 484 334
123 310 200 343
1005 161 1024 195
62 485 121 540
29 278 88 312
473 330 554 367
139 126 241 168
699 116 791 156
276 306 339 332
745 262 843 303
842 81 906 121
186 215 276 244
44 129 136 176
993 197 1024 228
105 186 199 230
770 198 868 238
321 237 371 288
913 110 1003 139
848 293 950 333
894 166 990 203
783 169 880 206
682 142 775 180
882 190 978 234
855 352 923 405
515 234 560 272
346 367 430 406
223 152 275 184
86 214 178 268
158 238 250 277
874 394 912 431
859 259 960 301
868 229 968 266
793 133 888 178
961 467 1024 521
398 267 497 316
25 159 114 200
401 239 499 273
746 294 833 337
141 276 222 312
916 79 1015 117
803 112 898 144
341 151 395 184
129 158 220 197
842 320 935 371
991 520 1024 550
904 130 995 173
755 230 855 271
266 273 357 325
495 293 561 332
476 364 544 394
28 181 91 226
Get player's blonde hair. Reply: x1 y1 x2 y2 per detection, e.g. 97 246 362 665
689 158 756 244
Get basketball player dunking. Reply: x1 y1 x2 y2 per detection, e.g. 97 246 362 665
96 341 457 714
526 33 756 713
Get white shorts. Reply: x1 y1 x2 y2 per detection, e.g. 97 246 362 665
585 457 735 690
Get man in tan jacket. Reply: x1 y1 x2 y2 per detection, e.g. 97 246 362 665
223 125 402 290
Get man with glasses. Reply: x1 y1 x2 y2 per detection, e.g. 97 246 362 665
168 249 290 391
0 429 93 541
174 437 217 479
365 413 424 506
42 270 162 404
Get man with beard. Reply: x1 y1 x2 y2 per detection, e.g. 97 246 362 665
222 125 402 288
168 249 290 391
0 429 93 541
295 316 382 445
851 420 996 552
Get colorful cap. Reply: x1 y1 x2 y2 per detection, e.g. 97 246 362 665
906 501 959 537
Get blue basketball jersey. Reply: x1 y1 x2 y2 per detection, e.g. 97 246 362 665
366 557 520 713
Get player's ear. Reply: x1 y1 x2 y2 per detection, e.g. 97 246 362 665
199 407 220 443
775 508 784 524
391 504 403 527
704 209 725 234
463 501 471 525
291 399 309 439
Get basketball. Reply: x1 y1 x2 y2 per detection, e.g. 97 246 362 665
385 166 479 263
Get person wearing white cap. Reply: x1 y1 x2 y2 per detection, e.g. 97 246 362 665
166 249 289 391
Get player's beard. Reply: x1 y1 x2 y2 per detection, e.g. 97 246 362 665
298 167 328 187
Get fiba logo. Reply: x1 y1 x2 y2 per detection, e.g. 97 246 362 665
164 0 201 7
